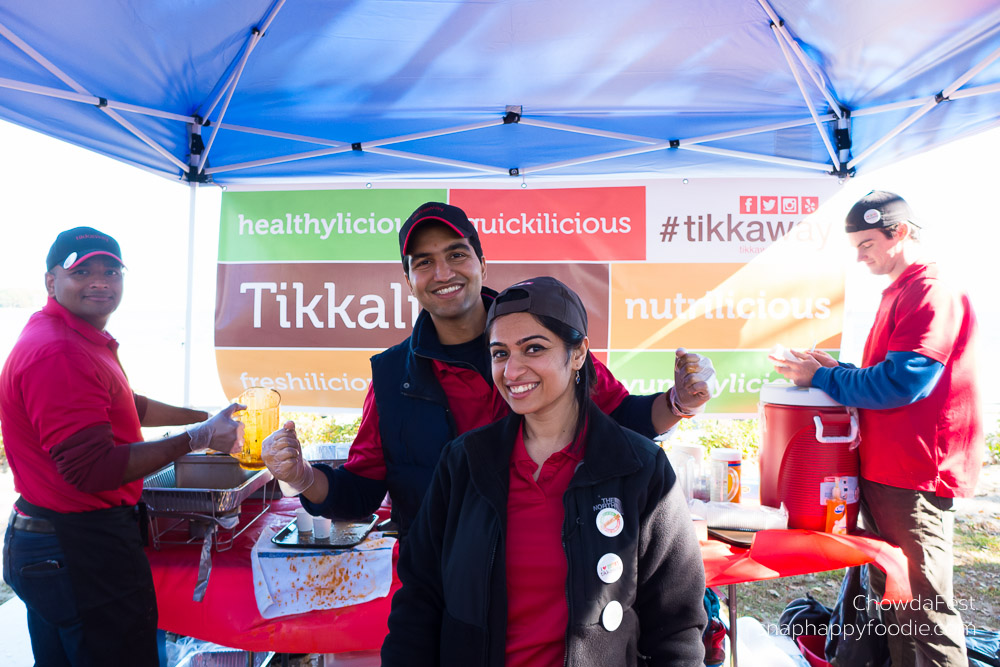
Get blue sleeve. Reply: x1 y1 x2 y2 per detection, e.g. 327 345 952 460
810 351 943 409
299 463 388 519
609 393 659 439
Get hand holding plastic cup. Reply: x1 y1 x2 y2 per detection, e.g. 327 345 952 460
261 421 315 495
232 387 281 470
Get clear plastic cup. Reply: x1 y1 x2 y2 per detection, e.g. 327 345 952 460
232 387 280 470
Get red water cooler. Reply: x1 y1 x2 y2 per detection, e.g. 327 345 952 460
759 383 860 531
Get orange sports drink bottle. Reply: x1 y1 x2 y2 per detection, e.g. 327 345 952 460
232 387 280 470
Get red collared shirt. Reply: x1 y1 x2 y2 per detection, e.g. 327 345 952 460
505 423 585 667
859 262 982 497
0 297 143 511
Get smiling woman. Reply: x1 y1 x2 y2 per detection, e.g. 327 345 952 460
382 276 708 667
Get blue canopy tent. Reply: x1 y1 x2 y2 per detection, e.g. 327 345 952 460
1 0 999 185
1 0 999 399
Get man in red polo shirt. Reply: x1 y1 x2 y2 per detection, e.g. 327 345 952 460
262 202 719 541
1 227 245 666
772 191 983 667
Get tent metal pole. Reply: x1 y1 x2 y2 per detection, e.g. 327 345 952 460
220 119 499 147
756 0 843 118
363 120 504 148
527 139 831 174
363 147 510 174
0 21 188 174
0 77 97 104
683 115 836 145
103 108 189 172
0 77 194 123
849 41 1000 170
183 181 197 407
199 32 263 169
0 20 81 94
201 0 287 120
769 22 840 170
679 144 832 171
524 142 672 173
205 146 355 175
520 119 660 144
949 82 1000 99
523 114 836 146
206 132 511 176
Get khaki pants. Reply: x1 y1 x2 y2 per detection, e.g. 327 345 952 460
859 479 967 667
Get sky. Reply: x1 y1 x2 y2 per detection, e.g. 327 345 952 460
1 119 999 417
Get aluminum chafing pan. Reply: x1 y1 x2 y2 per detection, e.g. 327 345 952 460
142 454 273 515
303 442 351 467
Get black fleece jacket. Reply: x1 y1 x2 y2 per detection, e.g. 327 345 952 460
382 402 707 667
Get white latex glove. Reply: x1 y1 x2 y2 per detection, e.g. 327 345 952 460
186 403 245 453
669 348 719 417
261 421 315 495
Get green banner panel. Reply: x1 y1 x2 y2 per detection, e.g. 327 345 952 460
219 189 445 261
607 349 840 415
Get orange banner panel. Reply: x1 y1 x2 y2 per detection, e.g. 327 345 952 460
610 261 844 351
216 349 376 410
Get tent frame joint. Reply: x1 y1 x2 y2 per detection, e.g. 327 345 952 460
190 133 204 156
669 139 680 148
503 106 522 124
183 168 210 184
352 142 363 151
508 167 519 176
934 91 951 104
96 97 107 108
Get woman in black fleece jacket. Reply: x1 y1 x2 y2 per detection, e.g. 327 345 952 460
382 277 706 667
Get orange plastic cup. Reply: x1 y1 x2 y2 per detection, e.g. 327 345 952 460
232 387 280 470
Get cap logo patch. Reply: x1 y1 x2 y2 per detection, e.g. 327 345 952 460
62 252 78 269
863 209 881 225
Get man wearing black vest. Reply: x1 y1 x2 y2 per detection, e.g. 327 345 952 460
262 202 717 539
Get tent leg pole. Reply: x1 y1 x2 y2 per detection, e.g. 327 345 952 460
184 181 198 407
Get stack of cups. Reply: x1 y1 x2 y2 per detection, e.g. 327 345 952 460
710 447 742 503
295 507 313 534
313 517 332 539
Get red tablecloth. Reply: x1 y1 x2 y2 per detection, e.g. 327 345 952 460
147 497 400 654
701 529 911 602
148 501 910 653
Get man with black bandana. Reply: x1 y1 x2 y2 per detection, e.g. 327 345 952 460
263 202 719 541
1 226 244 666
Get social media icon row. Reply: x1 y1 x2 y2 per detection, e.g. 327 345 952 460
739 196 819 215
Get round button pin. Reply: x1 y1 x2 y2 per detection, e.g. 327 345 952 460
597 553 623 584
602 600 623 631
596 508 624 537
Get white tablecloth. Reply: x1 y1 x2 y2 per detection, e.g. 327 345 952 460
250 524 396 619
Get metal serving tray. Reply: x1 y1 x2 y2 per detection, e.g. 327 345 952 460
142 454 273 515
303 442 351 467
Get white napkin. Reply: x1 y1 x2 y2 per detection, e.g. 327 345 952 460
251 525 396 619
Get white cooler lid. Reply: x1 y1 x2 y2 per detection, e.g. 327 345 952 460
758 382 843 407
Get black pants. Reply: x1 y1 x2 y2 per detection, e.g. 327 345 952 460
6 499 159 667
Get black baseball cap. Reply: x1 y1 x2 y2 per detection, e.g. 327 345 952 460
845 190 920 233
399 202 483 260
46 226 124 271
486 276 588 336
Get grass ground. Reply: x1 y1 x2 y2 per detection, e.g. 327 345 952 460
732 465 1000 634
